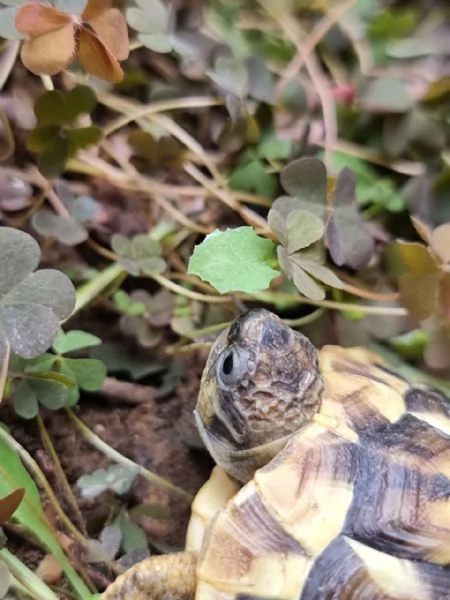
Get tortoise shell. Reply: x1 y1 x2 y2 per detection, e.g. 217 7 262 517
102 309 450 599
191 309 450 599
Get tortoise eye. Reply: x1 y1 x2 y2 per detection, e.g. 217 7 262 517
222 352 234 375
216 349 240 387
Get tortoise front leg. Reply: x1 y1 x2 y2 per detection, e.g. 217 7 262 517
186 466 241 552
100 551 197 600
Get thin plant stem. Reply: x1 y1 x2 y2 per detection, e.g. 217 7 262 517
36 414 87 536
100 141 210 234
259 1 337 169
66 409 192 500
151 272 232 304
100 93 222 137
0 425 86 544
184 162 272 234
276 0 359 96
250 290 408 316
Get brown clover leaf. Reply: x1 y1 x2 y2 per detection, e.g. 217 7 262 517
15 0 129 83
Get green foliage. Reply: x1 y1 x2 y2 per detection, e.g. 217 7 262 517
31 180 100 246
9 329 105 418
272 157 374 275
330 153 405 213
26 86 102 178
268 206 342 301
188 227 279 293
117 289 174 349
128 130 186 172
229 157 278 197
0 227 75 360
126 0 173 52
112 233 167 276
0 427 91 598
76 464 139 499
90 342 167 381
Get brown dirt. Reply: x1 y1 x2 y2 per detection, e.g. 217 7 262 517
1 345 214 590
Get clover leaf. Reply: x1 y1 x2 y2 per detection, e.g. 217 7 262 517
268 208 343 300
26 86 102 178
326 168 374 269
126 0 173 53
111 233 167 276
274 157 374 271
31 180 101 246
0 227 75 360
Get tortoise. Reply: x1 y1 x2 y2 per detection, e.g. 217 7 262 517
101 308 450 599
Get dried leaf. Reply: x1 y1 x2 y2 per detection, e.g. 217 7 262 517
78 29 124 83
0 488 25 524
87 8 130 61
399 272 441 321
15 3 72 36
431 224 450 264
20 24 76 76
394 241 439 275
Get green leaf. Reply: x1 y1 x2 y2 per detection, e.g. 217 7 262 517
37 136 70 178
76 465 139 499
20 353 57 374
63 358 106 391
138 32 173 53
280 157 327 210
112 233 166 276
361 77 414 113
257 130 291 161
66 127 103 152
188 227 280 294
34 91 69 126
28 378 69 410
0 228 75 358
285 210 324 254
278 247 325 300
26 125 60 152
326 168 374 269
229 159 278 197
329 152 405 212
90 342 166 380
207 57 248 96
31 210 88 246
116 512 148 553
12 381 39 420
53 330 102 355
130 0 169 32
66 85 97 120
0 427 91 598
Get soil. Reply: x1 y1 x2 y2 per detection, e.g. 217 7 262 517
0 335 215 592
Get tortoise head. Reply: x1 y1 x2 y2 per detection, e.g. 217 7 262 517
195 309 324 482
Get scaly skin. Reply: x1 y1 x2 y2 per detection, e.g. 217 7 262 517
100 552 197 600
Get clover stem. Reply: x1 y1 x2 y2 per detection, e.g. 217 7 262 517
66 409 193 500
36 414 87 536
